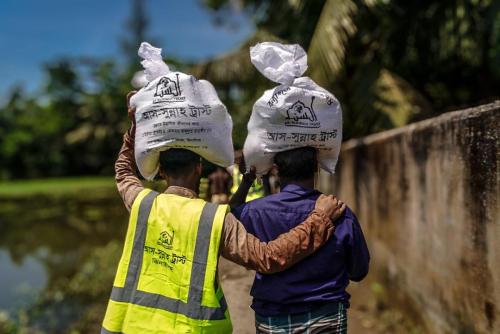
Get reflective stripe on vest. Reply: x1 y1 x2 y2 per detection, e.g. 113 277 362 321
102 190 230 333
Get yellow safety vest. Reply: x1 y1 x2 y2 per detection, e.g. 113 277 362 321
102 189 232 334
231 168 264 202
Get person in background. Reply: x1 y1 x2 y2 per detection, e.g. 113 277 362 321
207 166 232 204
101 92 347 334
231 147 370 334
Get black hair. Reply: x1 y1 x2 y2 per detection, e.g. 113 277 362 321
274 147 317 181
159 149 201 177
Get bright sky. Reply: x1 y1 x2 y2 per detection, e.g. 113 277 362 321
0 0 253 96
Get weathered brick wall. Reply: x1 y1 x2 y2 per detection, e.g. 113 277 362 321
319 102 500 333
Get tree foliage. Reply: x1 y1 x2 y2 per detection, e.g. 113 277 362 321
203 0 326 48
0 59 136 179
0 0 154 180
0 0 498 179
199 0 500 144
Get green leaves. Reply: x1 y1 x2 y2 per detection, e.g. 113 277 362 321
200 0 500 143
308 0 358 85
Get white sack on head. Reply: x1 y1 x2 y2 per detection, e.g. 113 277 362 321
130 42 234 180
250 42 308 85
244 42 342 175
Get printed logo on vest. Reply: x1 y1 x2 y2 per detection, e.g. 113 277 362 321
157 230 174 250
284 96 320 128
153 74 186 103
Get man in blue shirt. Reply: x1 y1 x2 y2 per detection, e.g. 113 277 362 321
232 147 370 334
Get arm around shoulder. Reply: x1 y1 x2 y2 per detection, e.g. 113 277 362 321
220 195 343 274
220 211 333 274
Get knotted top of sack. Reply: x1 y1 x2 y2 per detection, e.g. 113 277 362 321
138 42 171 81
250 42 308 85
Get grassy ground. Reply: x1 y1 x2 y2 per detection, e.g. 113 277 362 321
0 176 208 200
0 177 116 196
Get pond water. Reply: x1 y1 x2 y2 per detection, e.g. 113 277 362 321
0 189 129 333
0 250 47 312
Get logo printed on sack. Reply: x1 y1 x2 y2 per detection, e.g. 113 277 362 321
285 96 320 128
153 74 186 103
157 230 175 249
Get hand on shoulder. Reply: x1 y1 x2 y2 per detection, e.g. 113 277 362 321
315 194 346 222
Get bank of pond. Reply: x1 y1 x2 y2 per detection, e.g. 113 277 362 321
0 177 128 333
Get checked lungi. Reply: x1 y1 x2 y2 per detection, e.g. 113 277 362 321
255 302 347 334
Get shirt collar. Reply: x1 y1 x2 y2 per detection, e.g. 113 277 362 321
164 186 198 199
280 183 320 196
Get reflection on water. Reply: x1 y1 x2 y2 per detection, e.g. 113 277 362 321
0 250 47 312
0 188 128 333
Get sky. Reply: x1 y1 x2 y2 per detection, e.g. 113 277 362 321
0 0 254 96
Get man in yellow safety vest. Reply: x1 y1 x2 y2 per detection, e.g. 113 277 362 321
101 92 346 334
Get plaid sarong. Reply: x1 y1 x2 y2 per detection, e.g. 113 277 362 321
255 302 347 334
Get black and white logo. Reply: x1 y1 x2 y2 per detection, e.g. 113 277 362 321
157 230 174 250
155 74 181 98
285 96 320 128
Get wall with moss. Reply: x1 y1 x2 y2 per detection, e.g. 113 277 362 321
319 102 500 333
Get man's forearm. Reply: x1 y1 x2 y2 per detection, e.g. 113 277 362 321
115 125 144 211
220 211 333 274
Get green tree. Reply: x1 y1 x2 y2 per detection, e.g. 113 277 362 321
199 0 500 142
203 0 326 48
0 0 193 180
0 63 80 179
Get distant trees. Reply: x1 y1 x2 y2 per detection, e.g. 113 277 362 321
200 0 500 145
1 0 498 179
0 59 133 179
0 0 162 180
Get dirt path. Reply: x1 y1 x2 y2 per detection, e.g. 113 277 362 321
219 259 422 334
219 258 255 334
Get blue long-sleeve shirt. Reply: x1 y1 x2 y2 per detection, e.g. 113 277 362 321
233 183 370 316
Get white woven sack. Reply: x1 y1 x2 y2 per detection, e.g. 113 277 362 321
243 42 343 175
130 42 234 180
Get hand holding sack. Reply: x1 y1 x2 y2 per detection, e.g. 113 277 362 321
243 42 343 175
130 42 234 180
